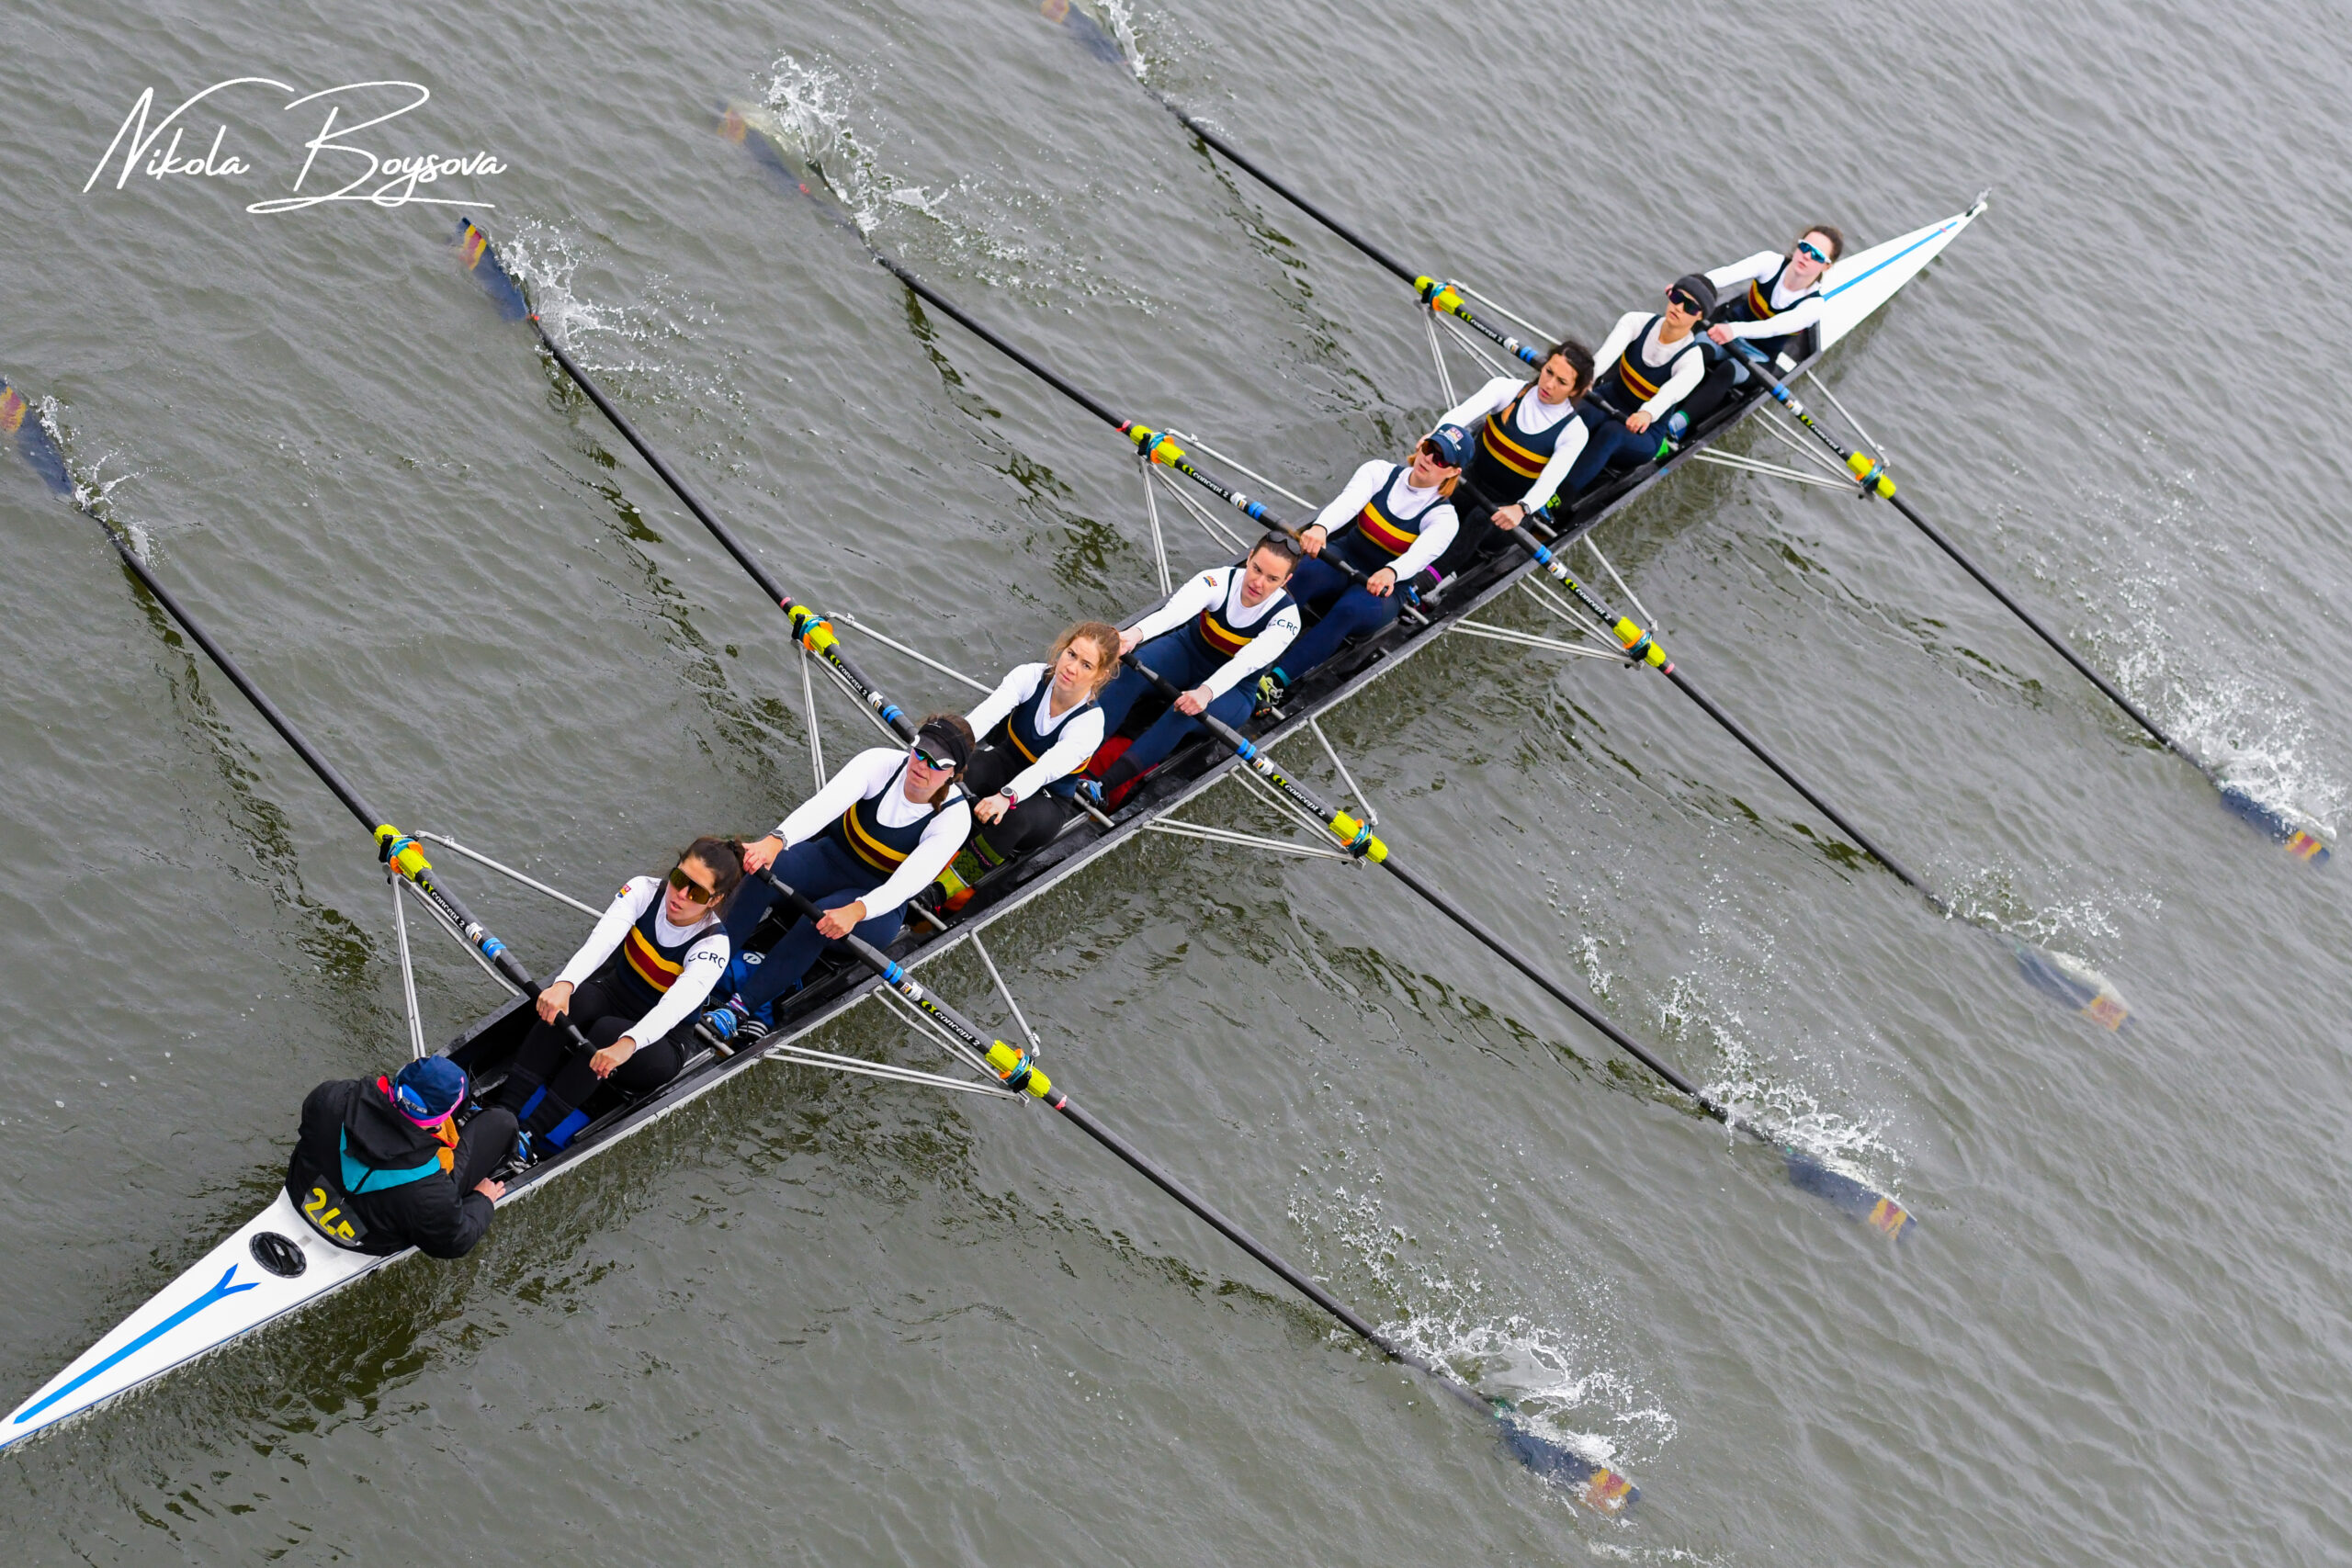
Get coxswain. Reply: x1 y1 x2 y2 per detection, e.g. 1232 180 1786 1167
1260 428 1466 692
1431 338 1598 573
1704 224 1843 369
1560 275 1717 494
286 1055 514 1258
934 622 1121 900
706 716 976 1038
492 836 743 1153
1077 534 1302 805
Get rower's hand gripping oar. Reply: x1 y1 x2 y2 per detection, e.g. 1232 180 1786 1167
1117 654 1915 1238
1727 341 2331 865
745 864 1635 1509
2 375 587 1038
450 220 917 745
1499 521 2133 1028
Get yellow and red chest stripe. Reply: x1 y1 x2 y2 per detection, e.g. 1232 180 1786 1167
1193 604 1256 655
1744 277 1779 319
623 923 686 993
1478 394 1551 479
838 797 914 871
1354 498 1421 558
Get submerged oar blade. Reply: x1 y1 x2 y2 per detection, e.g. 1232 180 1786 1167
0 378 75 498
715 104 861 234
2012 942 2131 1031
1782 1151 1914 1240
2219 784 2333 864
452 218 530 321
1039 0 1129 66
1496 1413 1639 1511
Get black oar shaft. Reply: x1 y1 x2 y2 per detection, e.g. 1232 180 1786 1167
1122 660 1724 1119
1886 491 2202 769
1735 349 2209 773
1660 666 1943 907
527 323 914 740
1506 531 1944 905
73 504 548 997
867 254 1129 431
94 527 382 831
748 868 1406 1356
1156 103 1420 288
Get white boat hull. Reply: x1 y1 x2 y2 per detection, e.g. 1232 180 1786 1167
1 1190 396 1451
1816 196 1988 350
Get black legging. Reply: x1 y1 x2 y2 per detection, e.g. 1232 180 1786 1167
964 744 1085 861
493 974 693 1137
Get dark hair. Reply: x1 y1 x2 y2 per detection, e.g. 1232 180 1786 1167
915 713 975 800
1542 337 1595 396
1250 529 1305 565
1801 223 1845 262
678 835 747 914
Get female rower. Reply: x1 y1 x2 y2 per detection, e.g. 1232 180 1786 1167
1262 428 1464 691
1079 536 1302 805
1561 274 1717 493
493 836 743 1154
956 621 1121 869
1704 223 1844 367
1433 337 1598 572
705 716 976 1041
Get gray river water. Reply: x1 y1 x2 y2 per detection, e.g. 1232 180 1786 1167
4 0 2349 1562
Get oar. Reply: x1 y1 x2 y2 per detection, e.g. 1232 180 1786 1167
1118 656 1915 1238
747 864 1637 1510
1729 342 2332 865
707 119 1391 604
1 375 574 1019
1500 520 2134 1028
449 219 917 744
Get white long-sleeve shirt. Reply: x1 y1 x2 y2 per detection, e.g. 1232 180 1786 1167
1125 566 1303 697
1703 251 1828 343
554 875 730 1043
773 746 972 912
965 662 1108 803
1439 375 1594 512
1589 311 1707 423
1308 460 1459 581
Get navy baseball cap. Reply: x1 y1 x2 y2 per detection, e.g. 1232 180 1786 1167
1422 423 1472 468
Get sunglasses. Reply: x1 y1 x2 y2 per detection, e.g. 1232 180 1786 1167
1795 240 1830 265
1415 442 1456 465
667 864 719 904
1668 291 1704 314
910 745 957 772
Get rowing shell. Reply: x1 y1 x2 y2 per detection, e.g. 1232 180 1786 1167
1 199 1979 1453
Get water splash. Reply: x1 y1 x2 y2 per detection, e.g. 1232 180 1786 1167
1287 1178 1674 1482
751 52 1151 306
34 398 143 546
1657 966 1899 1182
2066 461 2343 839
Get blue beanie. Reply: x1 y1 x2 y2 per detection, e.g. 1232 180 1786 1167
391 1056 468 1123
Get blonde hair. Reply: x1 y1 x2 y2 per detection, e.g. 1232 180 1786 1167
1049 621 1123 695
